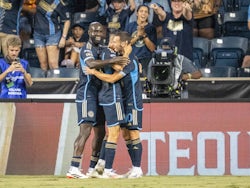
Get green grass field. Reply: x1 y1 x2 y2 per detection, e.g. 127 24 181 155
0 176 250 188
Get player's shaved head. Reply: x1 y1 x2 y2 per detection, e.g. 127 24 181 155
88 22 105 45
89 22 103 32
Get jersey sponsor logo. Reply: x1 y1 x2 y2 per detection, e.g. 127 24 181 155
0 0 12 10
8 87 22 96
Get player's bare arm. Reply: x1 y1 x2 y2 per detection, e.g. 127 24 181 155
84 66 123 84
86 56 129 69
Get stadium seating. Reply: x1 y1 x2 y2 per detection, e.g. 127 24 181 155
222 0 240 12
29 67 46 78
239 0 250 11
209 36 248 68
72 12 106 41
21 47 40 68
200 66 237 77
223 11 250 39
46 68 80 78
193 37 210 68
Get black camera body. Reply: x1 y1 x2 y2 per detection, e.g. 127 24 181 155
147 47 180 98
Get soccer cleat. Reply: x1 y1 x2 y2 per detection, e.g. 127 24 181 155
66 166 88 179
94 159 105 175
86 168 101 178
122 168 133 178
127 167 143 179
100 169 123 179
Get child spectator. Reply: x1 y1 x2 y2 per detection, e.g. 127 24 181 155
61 23 86 68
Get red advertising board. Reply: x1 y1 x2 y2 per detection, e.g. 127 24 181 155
6 102 250 176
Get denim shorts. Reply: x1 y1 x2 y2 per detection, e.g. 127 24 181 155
33 31 61 47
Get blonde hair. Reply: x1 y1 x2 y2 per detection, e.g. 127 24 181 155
6 36 22 48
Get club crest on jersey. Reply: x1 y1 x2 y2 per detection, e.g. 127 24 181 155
88 111 94 118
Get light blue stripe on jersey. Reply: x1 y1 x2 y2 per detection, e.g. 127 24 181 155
46 0 60 35
130 59 143 111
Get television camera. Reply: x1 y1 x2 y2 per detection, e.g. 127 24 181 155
146 38 182 98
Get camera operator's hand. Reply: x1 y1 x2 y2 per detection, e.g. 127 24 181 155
182 73 192 81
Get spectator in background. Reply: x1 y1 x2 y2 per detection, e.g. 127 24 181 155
129 0 171 39
125 4 157 76
21 0 37 49
0 0 24 57
193 0 222 39
22 0 36 14
248 4 250 30
61 23 86 68
151 0 193 61
104 0 136 34
19 16 33 50
0 36 33 99
129 0 171 23
33 0 71 72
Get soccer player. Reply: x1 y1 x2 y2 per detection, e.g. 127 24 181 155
93 41 127 179
84 31 143 178
67 22 129 179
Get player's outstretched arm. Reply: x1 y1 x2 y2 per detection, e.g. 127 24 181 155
83 66 124 83
86 56 129 69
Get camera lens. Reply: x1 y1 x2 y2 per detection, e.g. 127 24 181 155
153 66 170 81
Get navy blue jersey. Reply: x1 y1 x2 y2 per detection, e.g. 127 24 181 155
125 22 157 60
121 57 143 111
119 56 143 129
0 58 30 98
99 47 125 126
76 41 103 101
105 6 134 33
0 0 23 34
99 47 123 105
34 0 71 35
162 14 193 61
75 42 106 126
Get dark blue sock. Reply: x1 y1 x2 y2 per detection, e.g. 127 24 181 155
104 142 117 169
132 139 142 167
125 140 133 165
99 139 107 160
89 154 99 168
71 156 81 167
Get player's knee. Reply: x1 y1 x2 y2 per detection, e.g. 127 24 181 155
121 128 130 140
107 126 120 143
129 130 140 140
